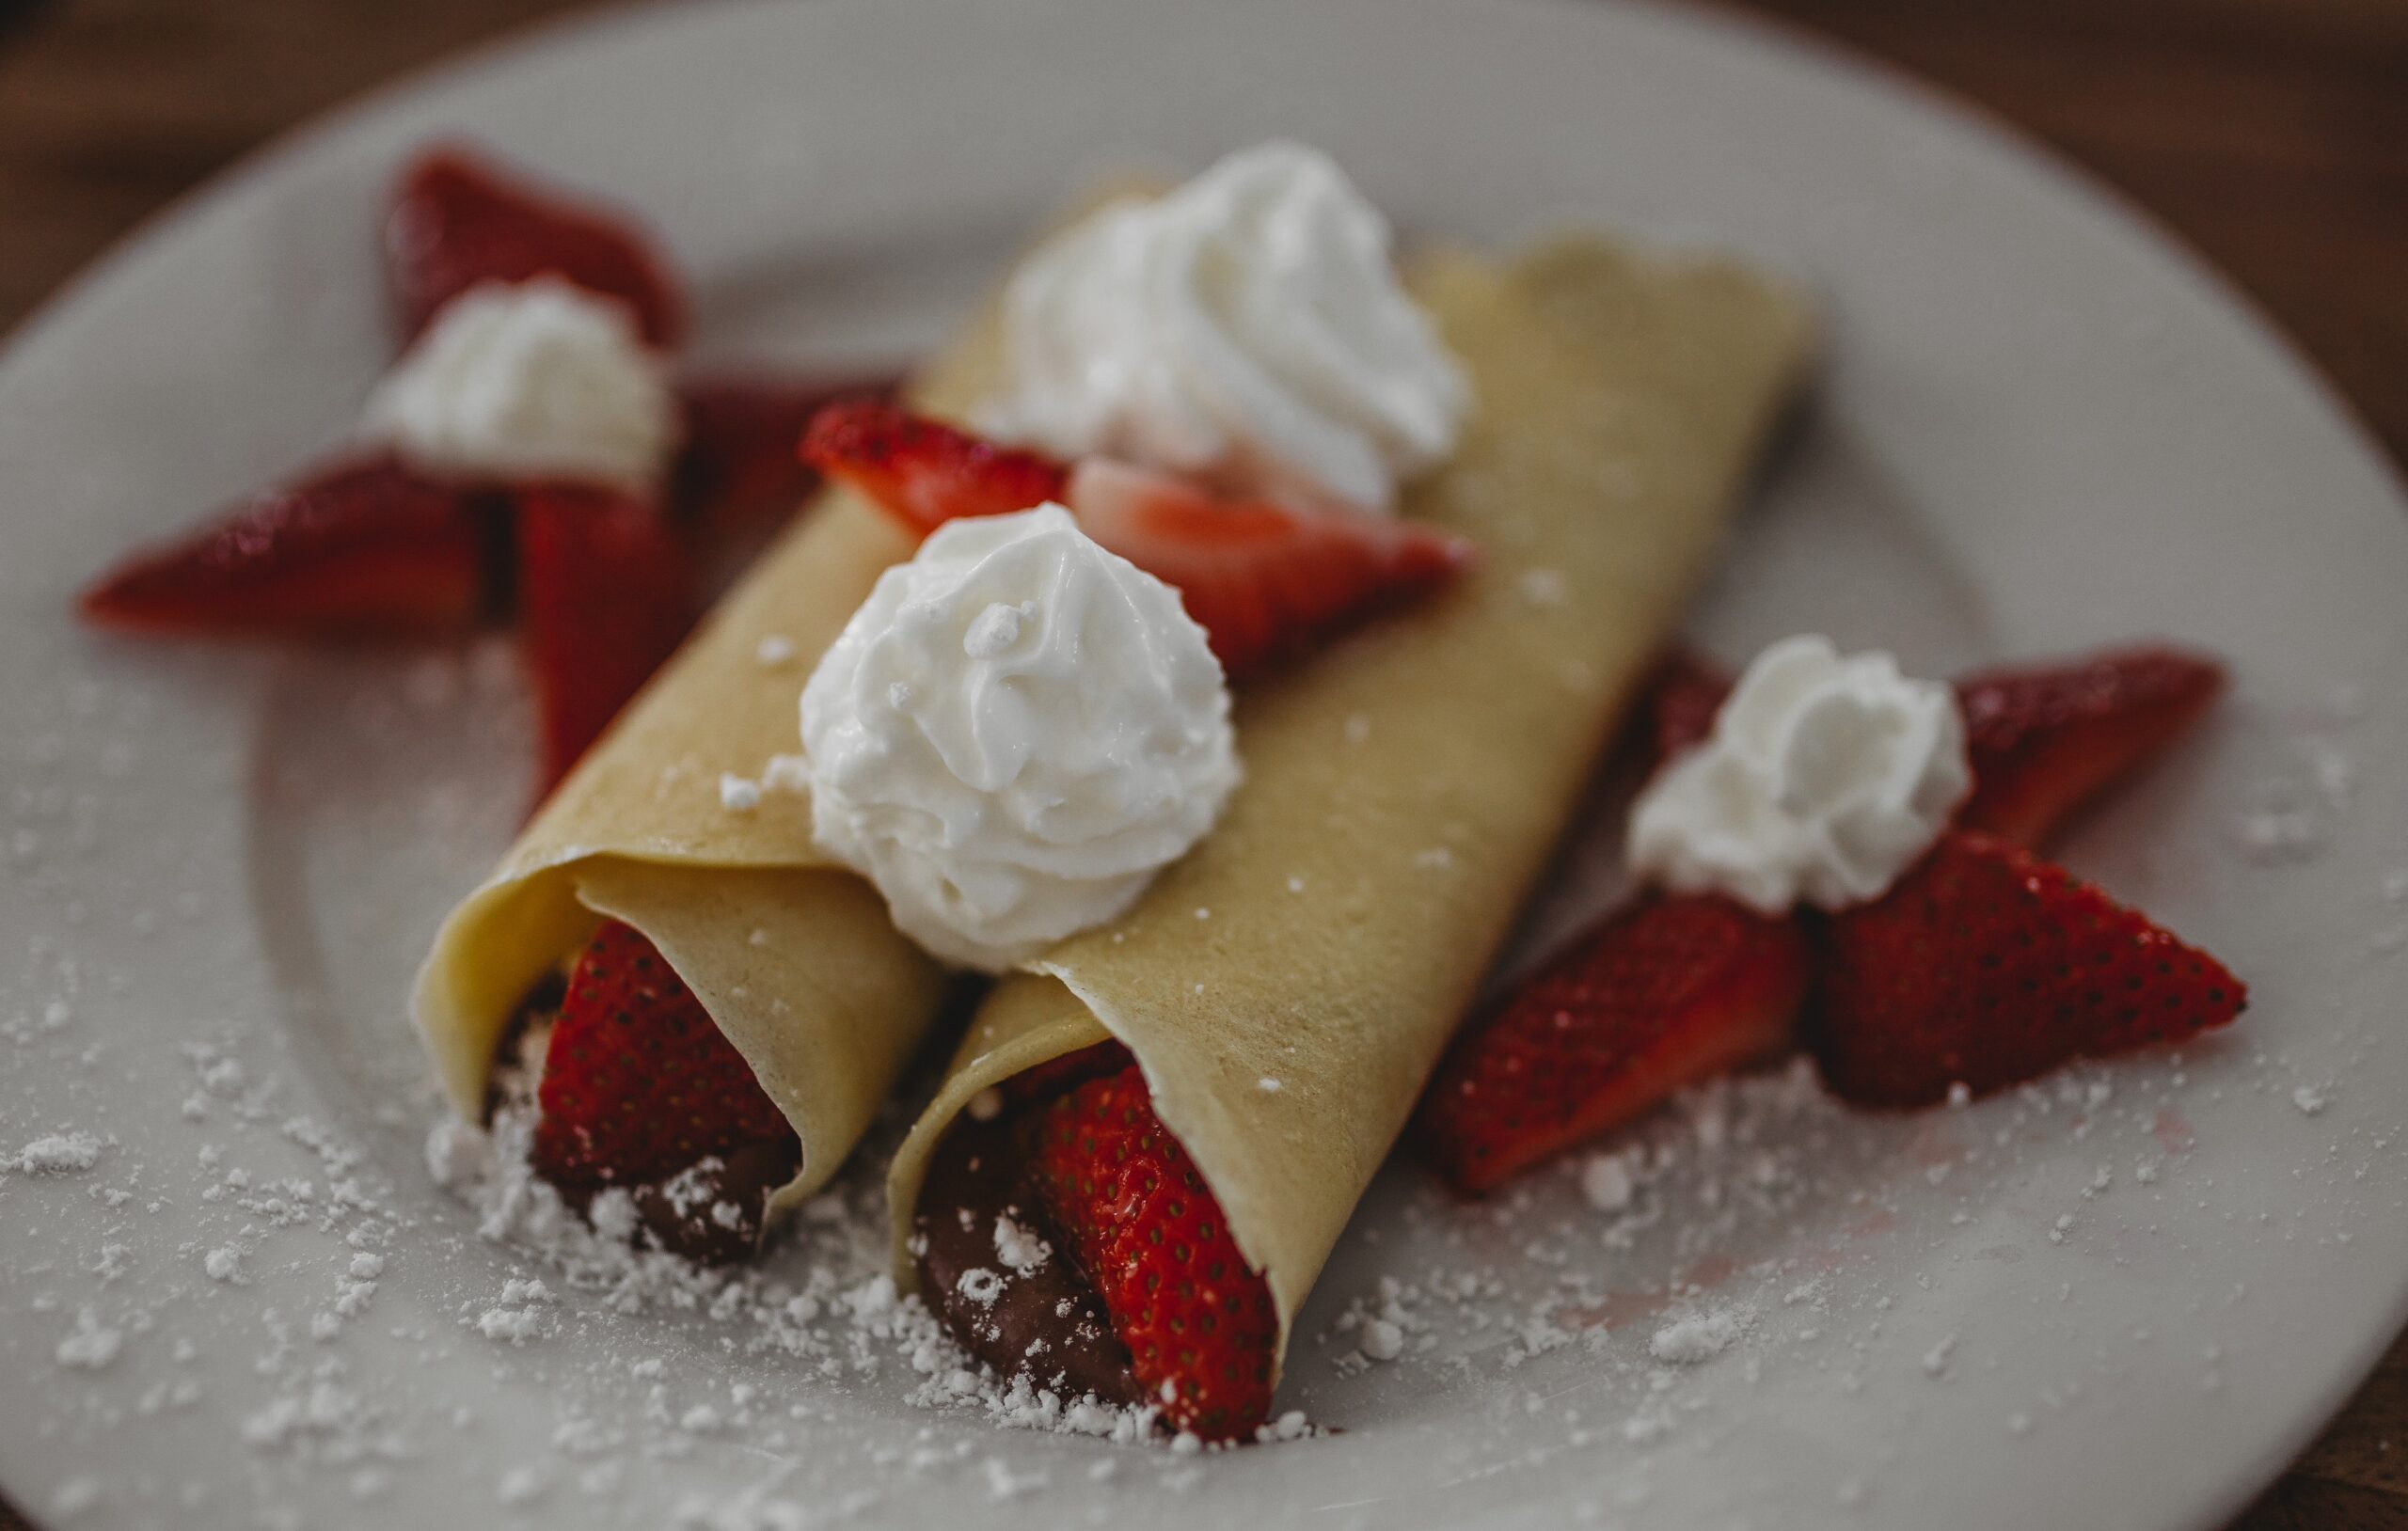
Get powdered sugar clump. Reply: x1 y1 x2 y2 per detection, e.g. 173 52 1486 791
1649 1307 1747 1365
992 1213 1051 1275
13 1130 103 1174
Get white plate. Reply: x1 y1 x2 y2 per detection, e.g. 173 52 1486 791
4 1 2405 1527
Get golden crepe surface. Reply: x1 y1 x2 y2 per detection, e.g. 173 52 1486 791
888 235 1814 1381
409 336 1009 1223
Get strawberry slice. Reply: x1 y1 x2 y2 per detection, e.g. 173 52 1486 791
1640 647 1734 773
800 398 1069 533
1023 1063 1279 1441
78 454 500 640
1955 647 2226 845
1809 830 2245 1109
1066 459 1478 679
387 146 687 348
802 403 1478 678
1417 894 1810 1194
515 484 696 790
533 919 794 1187
671 374 899 545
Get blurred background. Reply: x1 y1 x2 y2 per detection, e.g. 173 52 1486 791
0 1 2400 1527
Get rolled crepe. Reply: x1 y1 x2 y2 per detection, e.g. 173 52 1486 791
409 334 1012 1223
888 235 1814 1381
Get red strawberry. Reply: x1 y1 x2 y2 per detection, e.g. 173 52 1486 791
1066 459 1478 679
1809 830 2244 1109
1955 647 2226 846
387 146 687 348
515 484 696 790
533 920 794 1187
1417 894 1809 1193
800 398 1069 533
1023 1064 1279 1441
78 454 499 640
671 373 899 545
1641 647 1733 772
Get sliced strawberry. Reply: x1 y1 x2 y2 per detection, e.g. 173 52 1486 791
1023 1063 1279 1441
671 373 899 544
1066 459 1478 679
802 403 1478 677
515 484 696 791
532 920 794 1188
1417 894 1809 1193
800 398 1069 534
1809 830 2244 1109
1955 647 2226 846
78 454 500 640
387 146 686 348
1641 647 1734 773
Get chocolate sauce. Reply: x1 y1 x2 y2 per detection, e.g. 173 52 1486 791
913 1113 1146 1408
626 1138 800 1265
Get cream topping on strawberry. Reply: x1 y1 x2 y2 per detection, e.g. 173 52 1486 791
363 277 677 489
981 141 1466 515
1627 635 1971 914
799 503 1240 971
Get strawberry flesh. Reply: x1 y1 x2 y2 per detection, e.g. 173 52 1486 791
1955 647 2226 845
1809 829 2245 1108
515 483 696 792
78 453 501 641
1066 459 1478 680
1023 1063 1279 1441
1418 893 1810 1193
532 920 794 1189
800 398 1069 533
387 146 687 348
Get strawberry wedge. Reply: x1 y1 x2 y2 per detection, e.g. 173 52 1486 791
387 146 688 348
1022 1063 1280 1442
1417 894 1811 1193
1955 647 2226 845
515 484 696 790
1808 830 2245 1108
800 398 1069 532
533 920 794 1187
802 400 1478 679
78 454 500 641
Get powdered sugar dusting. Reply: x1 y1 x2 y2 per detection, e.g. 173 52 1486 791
6 541 2398 1527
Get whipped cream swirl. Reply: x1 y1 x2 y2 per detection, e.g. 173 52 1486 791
799 504 1240 971
983 141 1467 515
363 277 677 489
1627 636 1971 914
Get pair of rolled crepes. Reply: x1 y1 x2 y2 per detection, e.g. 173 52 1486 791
413 200 1812 1429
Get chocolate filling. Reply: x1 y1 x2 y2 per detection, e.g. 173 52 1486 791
913 1111 1147 1408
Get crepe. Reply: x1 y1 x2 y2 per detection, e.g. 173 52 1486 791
887 234 1814 1377
409 333 1010 1222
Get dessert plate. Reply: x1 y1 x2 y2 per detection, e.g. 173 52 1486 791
3 1 2403 1527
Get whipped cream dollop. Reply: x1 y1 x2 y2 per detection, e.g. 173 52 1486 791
982 141 1467 515
1627 636 1971 914
363 277 678 488
799 504 1240 971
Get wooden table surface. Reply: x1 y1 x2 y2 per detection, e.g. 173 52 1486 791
0 0 2400 1526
